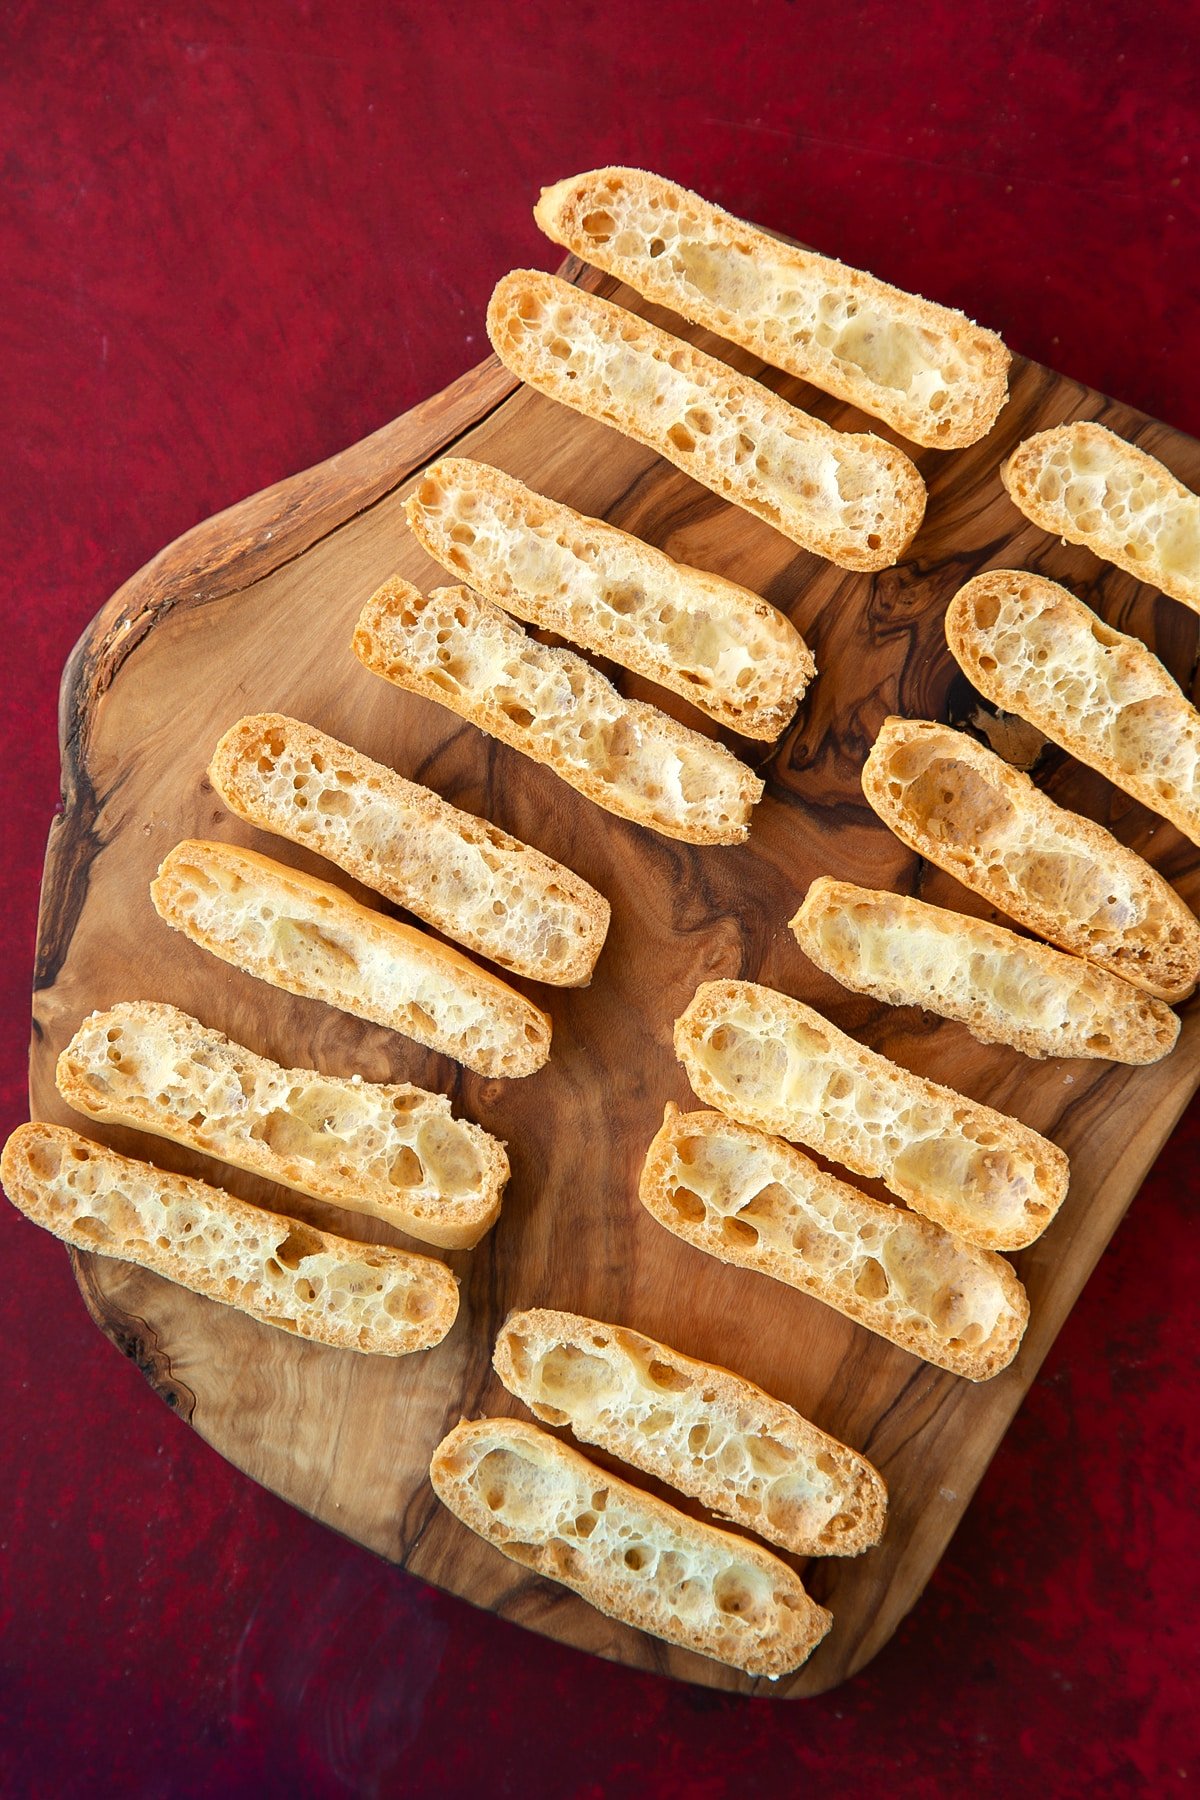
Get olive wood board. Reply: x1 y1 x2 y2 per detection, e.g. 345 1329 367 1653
27 252 1200 1698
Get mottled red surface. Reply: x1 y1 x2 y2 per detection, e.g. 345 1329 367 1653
3 2 1198 1793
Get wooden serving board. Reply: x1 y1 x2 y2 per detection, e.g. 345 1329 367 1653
29 253 1200 1698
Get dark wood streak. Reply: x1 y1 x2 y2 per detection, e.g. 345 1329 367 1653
70 1251 198 1421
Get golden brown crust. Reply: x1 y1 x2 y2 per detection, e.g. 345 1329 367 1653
209 713 610 987
536 166 1011 449
404 458 815 740
56 1001 510 1250
674 979 1069 1252
429 1416 831 1677
493 1306 886 1556
946 569 1200 847
149 839 552 1079
1001 422 1200 611
638 1106 1028 1381
1 1123 459 1355
486 269 926 571
352 578 763 845
790 877 1179 1064
861 717 1200 1002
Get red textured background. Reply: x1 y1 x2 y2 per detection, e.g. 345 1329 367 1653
3 3 1198 1794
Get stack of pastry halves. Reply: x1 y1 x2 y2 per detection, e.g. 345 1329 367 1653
353 167 1011 852
4 709 619 1357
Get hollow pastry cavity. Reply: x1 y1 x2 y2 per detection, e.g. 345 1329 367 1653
536 166 1010 448
405 457 814 740
150 839 552 1079
674 979 1069 1252
209 713 609 987
494 1306 886 1555
861 717 1200 1002
353 579 763 845
56 1001 509 1249
430 1416 831 1678
640 1105 1028 1381
1002 422 1200 612
1 1122 459 1354
486 269 926 571
946 568 1200 847
791 877 1179 1064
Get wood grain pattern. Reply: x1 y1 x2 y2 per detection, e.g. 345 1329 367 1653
26 254 1200 1698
